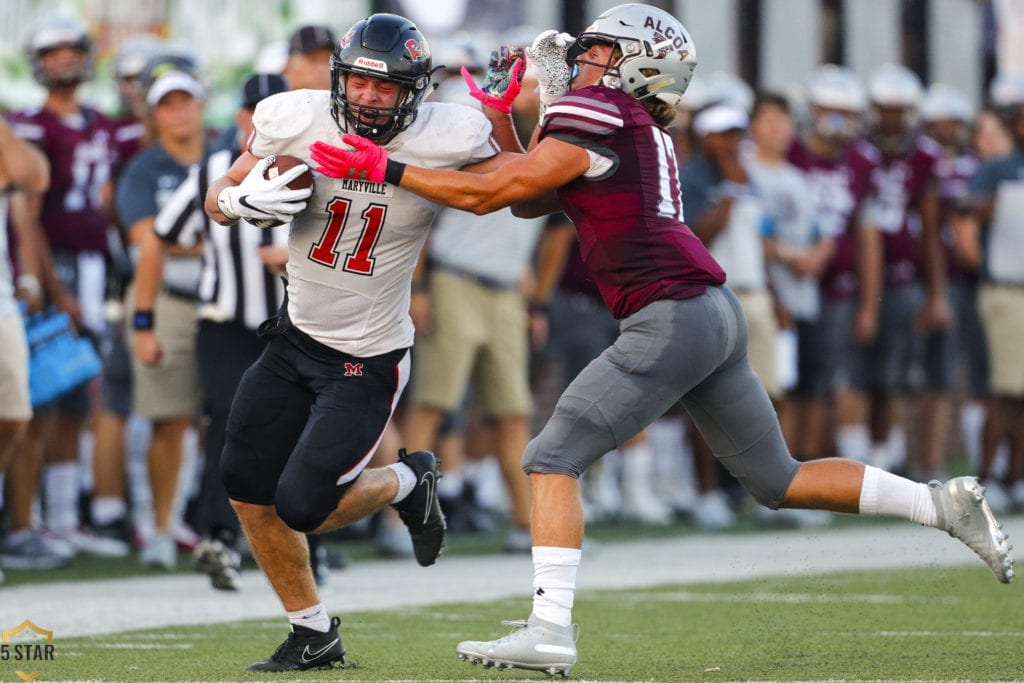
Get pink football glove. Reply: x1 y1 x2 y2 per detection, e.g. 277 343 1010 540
462 46 526 113
310 135 389 183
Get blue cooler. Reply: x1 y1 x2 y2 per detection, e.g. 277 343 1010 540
22 307 102 406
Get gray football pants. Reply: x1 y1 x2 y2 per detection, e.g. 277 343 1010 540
523 285 799 509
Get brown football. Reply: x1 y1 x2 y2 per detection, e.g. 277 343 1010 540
264 154 314 190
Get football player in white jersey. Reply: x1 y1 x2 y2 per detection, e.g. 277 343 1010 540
203 13 505 672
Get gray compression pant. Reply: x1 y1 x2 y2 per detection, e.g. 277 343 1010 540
523 286 800 509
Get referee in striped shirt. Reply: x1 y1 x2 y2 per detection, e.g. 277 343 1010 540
131 73 290 590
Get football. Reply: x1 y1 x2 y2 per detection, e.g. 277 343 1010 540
249 155 314 228
264 154 314 190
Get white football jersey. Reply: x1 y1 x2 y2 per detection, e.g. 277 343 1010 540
250 89 497 356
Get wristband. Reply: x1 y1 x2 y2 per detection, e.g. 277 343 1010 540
528 298 549 314
216 188 240 222
385 160 406 186
132 309 155 331
16 273 40 295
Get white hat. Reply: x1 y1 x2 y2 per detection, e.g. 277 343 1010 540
146 70 205 107
692 103 749 136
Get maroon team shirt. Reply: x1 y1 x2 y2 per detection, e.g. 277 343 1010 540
539 86 725 320
9 106 119 253
933 150 980 282
788 137 879 302
870 136 942 286
112 114 146 171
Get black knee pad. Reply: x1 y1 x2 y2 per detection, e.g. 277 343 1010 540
220 444 276 506
274 467 352 533
274 496 327 533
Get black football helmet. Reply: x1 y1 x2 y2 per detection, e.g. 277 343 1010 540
330 14 434 141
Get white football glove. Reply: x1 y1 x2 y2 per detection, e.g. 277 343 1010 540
525 30 575 109
217 155 312 225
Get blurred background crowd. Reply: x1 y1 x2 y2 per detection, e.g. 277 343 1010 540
1 0 1024 590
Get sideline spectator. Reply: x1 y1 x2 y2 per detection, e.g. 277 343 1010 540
118 64 209 569
747 91 833 528
957 75 1024 511
134 73 290 589
6 15 129 562
0 115 56 575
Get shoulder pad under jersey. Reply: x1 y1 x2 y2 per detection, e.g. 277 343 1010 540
250 90 319 156
389 101 496 169
541 86 630 140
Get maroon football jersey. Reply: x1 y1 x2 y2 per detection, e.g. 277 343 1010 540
539 86 725 320
8 106 119 253
870 136 942 286
112 113 146 175
788 137 879 302
933 149 979 281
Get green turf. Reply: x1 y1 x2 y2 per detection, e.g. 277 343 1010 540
27 565 1021 682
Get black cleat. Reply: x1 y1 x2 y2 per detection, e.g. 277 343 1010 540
391 449 447 566
247 616 345 672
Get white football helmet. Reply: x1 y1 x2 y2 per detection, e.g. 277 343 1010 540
807 64 867 112
114 34 167 116
920 83 973 123
703 70 754 112
576 3 697 106
24 15 93 87
868 63 923 108
989 72 1024 107
114 34 166 81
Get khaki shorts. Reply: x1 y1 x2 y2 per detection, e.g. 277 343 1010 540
0 309 32 420
735 288 780 398
128 289 202 419
410 269 531 416
979 283 1024 396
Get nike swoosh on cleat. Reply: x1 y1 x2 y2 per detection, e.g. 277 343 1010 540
420 472 436 525
300 638 339 663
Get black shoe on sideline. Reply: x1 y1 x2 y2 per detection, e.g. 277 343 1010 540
247 617 345 672
391 449 446 566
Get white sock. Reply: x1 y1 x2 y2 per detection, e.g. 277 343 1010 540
959 402 985 470
45 462 79 532
886 426 907 471
531 546 581 627
836 425 871 462
287 603 331 633
388 462 417 504
858 465 937 526
870 443 891 469
91 496 128 526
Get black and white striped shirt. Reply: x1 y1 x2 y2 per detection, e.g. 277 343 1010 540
153 148 288 330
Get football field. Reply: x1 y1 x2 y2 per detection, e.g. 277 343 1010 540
3 517 1021 682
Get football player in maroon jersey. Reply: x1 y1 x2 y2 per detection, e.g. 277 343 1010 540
311 4 1014 674
7 15 128 563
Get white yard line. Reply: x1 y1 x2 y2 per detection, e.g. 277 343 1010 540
2 518 1021 638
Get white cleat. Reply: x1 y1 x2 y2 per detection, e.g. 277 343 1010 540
456 615 578 677
930 477 1014 583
